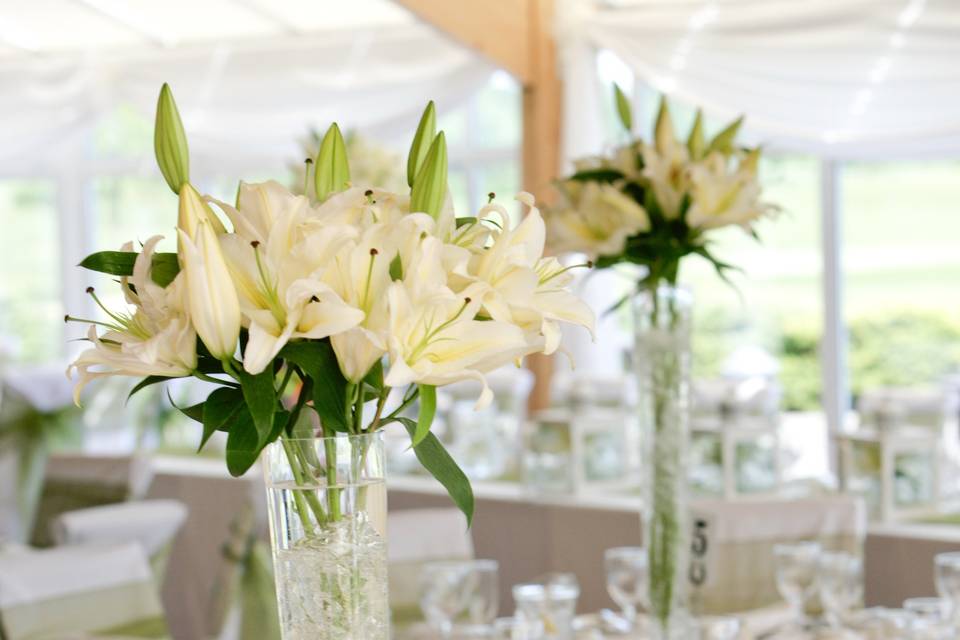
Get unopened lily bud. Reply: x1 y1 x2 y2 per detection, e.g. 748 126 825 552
154 83 190 194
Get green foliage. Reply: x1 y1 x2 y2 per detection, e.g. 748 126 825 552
78 251 180 287
279 340 349 432
412 384 436 447
398 417 474 525
693 308 960 411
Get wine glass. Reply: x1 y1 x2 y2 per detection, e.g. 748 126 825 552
604 546 648 628
698 615 741 640
420 560 499 638
773 541 821 630
817 551 863 628
935 551 960 624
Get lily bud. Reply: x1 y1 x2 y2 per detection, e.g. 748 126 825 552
314 122 350 202
407 101 436 187
177 221 241 359
178 183 226 240
654 95 675 154
613 84 633 132
707 115 744 155
410 131 447 220
154 83 190 194
741 147 761 175
687 109 706 160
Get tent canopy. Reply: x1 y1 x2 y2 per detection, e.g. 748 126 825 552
564 0 960 159
0 0 493 173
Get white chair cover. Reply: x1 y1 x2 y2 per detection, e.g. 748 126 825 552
688 495 866 615
0 542 167 638
50 499 187 557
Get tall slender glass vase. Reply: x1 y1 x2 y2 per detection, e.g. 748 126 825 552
263 432 389 640
633 285 693 639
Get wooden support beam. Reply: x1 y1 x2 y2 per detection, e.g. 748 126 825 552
395 0 563 412
520 0 562 413
395 0 533 83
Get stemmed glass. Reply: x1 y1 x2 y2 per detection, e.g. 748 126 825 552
773 541 821 631
817 551 863 628
604 546 648 629
420 559 499 638
935 551 960 631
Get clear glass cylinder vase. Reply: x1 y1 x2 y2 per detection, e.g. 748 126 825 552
633 285 693 639
263 432 389 640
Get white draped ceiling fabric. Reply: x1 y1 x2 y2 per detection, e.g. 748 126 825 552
562 0 960 159
0 0 493 174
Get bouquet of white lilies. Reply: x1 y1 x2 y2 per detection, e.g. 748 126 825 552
546 86 776 291
68 85 594 521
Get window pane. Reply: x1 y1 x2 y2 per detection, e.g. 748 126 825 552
0 180 61 362
842 161 960 399
474 71 521 149
682 159 823 408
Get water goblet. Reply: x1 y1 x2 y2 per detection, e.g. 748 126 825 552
421 559 500 638
698 615 741 640
934 551 960 625
817 551 863 628
773 541 821 631
512 580 579 640
604 546 648 628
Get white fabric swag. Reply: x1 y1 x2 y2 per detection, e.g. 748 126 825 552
0 21 493 174
559 0 960 159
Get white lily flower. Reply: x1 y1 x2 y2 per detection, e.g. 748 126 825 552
218 192 364 374
210 180 308 245
641 139 689 220
383 280 529 409
685 150 775 230
463 193 596 355
68 236 196 403
546 181 650 258
177 221 241 360
178 183 226 240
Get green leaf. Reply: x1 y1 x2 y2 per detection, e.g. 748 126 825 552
314 123 350 201
225 410 260 477
707 115 744 155
687 109 705 160
363 359 383 391
613 84 633 131
279 341 349 432
154 83 190 194
175 400 204 423
78 251 180 287
568 168 625 184
412 384 436 447
410 132 447 220
389 253 403 281
406 101 437 187
236 368 277 447
127 375 172 402
399 417 474 526
200 387 244 452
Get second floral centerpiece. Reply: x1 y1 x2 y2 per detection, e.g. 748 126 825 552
545 87 776 639
68 87 594 639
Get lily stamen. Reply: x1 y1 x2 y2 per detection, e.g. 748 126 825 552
361 248 378 312
537 261 593 285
